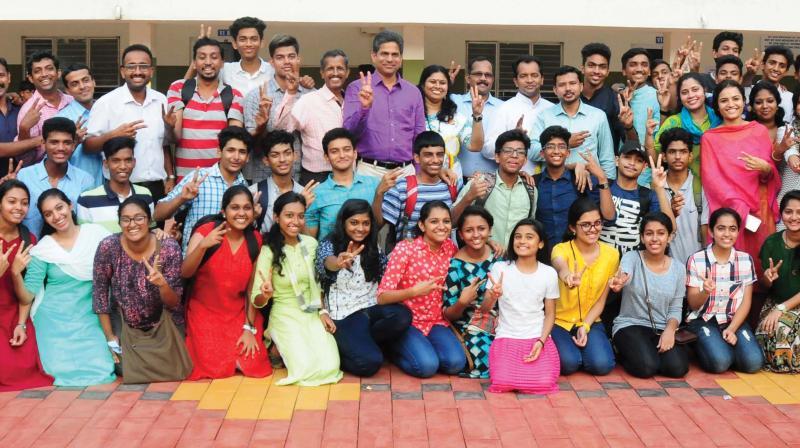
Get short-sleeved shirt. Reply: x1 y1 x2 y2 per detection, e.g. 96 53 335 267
628 85 660 187
535 169 601 249
220 59 274 97
0 101 21 177
612 251 686 336
452 92 504 176
686 245 756 325
760 232 800 304
166 79 245 179
289 85 343 173
599 182 660 254
489 261 559 339
456 172 533 247
247 177 304 234
377 237 457 335
77 181 154 233
306 174 380 241
382 176 462 241
668 172 709 265
551 241 620 330
56 100 102 185
16 90 73 165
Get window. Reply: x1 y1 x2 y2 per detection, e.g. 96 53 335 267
466 41 563 102
22 37 120 96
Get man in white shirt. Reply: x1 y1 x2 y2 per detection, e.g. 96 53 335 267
83 44 173 202
221 17 274 96
483 55 553 174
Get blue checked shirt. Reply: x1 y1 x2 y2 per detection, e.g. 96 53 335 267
57 101 103 186
306 174 380 241
159 163 247 255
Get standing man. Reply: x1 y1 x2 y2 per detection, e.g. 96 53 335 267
84 44 174 203
482 55 553 174
450 56 504 178
222 17 273 96
343 30 425 178
165 38 245 180
57 63 100 184
16 51 73 166
0 58 40 177
620 48 660 186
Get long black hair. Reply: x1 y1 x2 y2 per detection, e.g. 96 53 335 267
747 80 786 126
37 188 77 237
328 199 382 283
191 185 256 238
506 218 550 264
562 197 602 242
418 64 458 123
267 191 306 276
675 72 707 111
636 211 673 256
412 200 451 238
780 190 800 263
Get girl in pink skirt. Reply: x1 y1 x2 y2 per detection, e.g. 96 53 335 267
486 218 560 394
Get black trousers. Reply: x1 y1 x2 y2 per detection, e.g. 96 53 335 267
612 325 689 378
135 180 167 228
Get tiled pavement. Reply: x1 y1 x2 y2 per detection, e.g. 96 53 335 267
2 364 800 447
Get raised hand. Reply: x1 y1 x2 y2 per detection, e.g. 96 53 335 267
301 179 319 206
654 77 671 112
686 41 702 72
254 84 273 130
764 257 784 283
0 242 16 277
180 168 209 201
670 190 686 217
285 72 300 94
744 48 764 75
458 276 487 306
698 271 715 295
253 191 264 219
485 272 504 302
114 120 147 139
162 104 178 129
608 268 630 293
573 161 591 194
515 115 526 133
358 71 374 109
649 153 667 188
0 159 24 185
10 243 32 277
378 167 403 194
469 84 486 117
19 98 45 132
200 222 228 249
789 155 800 174
413 275 447 297
258 269 274 301
164 219 183 241
569 130 591 149
468 176 489 201
777 126 799 155
448 60 461 84
738 152 771 174
75 116 88 143
617 93 634 130
336 241 365 270
299 76 315 90
561 266 587 289
646 107 658 138
198 24 212 39
143 255 167 288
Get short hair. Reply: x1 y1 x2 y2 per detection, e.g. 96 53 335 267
712 32 744 51
268 34 300 57
0 58 8 72
26 50 59 75
42 117 76 140
539 125 571 147
712 80 746 117
580 43 611 65
553 65 583 84
495 129 531 154
468 56 493 72
118 195 152 223
512 55 542 77
218 126 253 154
413 130 445 155
763 45 794 65
372 30 403 53
19 80 35 92
621 48 650 67
263 130 295 155
658 127 694 153
193 37 223 59
229 16 267 39
651 59 669 71
61 62 92 85
102 136 136 159
121 44 153 65
322 127 356 154
320 49 349 70
715 55 743 72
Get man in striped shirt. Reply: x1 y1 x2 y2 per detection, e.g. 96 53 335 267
165 38 245 180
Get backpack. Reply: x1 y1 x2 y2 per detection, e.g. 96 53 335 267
254 179 272 231
181 78 234 117
387 176 458 252
473 172 537 218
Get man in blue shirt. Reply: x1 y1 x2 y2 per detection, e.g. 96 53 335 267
57 63 103 185
450 56 504 178
17 117 94 237
0 57 41 178
620 48 660 186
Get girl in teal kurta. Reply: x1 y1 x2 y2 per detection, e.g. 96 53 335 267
10 189 115 386
251 192 342 386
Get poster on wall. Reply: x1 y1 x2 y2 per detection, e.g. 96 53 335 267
760 36 800 60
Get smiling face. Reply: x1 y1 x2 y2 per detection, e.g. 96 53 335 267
716 62 742 84
276 201 305 239
641 220 671 256
458 214 490 252
623 54 650 85
419 206 452 245
414 145 445 178
27 57 59 93
711 214 739 250
752 88 779 123
44 130 76 165
782 198 800 233
271 45 300 80
650 62 670 87
119 202 150 244
763 54 789 83
581 54 609 88
679 77 705 112
616 152 647 180
344 212 371 243
63 69 95 104
495 139 527 175
265 143 294 177
468 60 494 96
321 55 349 92
193 45 223 81
513 61 542 98
0 187 29 226
371 42 402 78
716 86 745 122
121 50 154 92
423 71 448 102
512 224 544 259
105 147 135 185
224 192 255 231
553 72 582 105
324 137 356 172
218 138 250 176
232 27 262 61
570 210 602 245
541 137 569 168
40 196 74 234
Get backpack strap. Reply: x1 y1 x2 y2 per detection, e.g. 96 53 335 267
404 175 418 219
448 183 458 203
637 186 652 222
180 79 196 110
18 225 32 247
473 173 497 208
523 181 538 218
219 84 234 117
255 179 271 230
244 229 260 263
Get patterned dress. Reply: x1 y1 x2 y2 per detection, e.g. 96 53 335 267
443 255 497 378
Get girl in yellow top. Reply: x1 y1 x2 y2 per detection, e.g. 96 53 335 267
551 197 619 375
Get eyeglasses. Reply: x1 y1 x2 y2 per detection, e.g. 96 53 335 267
576 220 602 232
544 144 569 152
470 71 494 79
500 147 527 157
120 215 148 226
122 64 152 72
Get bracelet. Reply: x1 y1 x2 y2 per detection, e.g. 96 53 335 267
242 324 257 335
771 151 783 162
167 175 177 180
582 322 591 333
535 339 545 347
15 323 27 331
319 309 330 316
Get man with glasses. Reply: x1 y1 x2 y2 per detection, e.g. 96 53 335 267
450 57 504 178
84 44 174 203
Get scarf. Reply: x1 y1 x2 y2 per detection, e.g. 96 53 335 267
680 105 721 144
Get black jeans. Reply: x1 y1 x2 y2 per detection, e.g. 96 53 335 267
332 304 412 377
613 325 689 378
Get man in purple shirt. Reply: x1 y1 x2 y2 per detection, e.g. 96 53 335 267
343 30 425 178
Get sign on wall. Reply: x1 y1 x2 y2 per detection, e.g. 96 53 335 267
760 35 800 59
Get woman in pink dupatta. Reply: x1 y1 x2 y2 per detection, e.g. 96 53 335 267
701 80 780 274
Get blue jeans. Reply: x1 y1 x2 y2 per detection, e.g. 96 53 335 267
551 322 616 375
333 304 412 377
392 324 466 378
688 319 764 373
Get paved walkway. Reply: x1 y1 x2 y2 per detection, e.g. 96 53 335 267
1 364 798 447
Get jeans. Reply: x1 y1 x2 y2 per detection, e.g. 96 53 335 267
333 304 412 377
613 325 689 378
392 324 466 378
688 319 764 373
551 322 615 375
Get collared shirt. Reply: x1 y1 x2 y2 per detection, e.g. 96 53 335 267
306 173 380 241
0 99 20 177
668 172 709 265
382 176 463 241
221 59 275 97
166 79 245 179
87 85 169 183
17 160 94 238
16 90 73 165
57 100 102 186
452 92 504 176
581 85 625 153
530 101 616 180
629 85 660 187
686 245 756 325
482 92 553 173
77 181 154 233
535 168 600 249
247 176 304 234
288 84 343 173
342 73 426 163
158 162 247 254
242 76 312 182
456 172 533 247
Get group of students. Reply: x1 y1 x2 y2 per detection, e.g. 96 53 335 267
2 22 800 395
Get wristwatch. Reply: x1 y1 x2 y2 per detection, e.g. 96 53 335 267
472 114 483 123
242 324 257 335
597 182 610 190
776 303 787 312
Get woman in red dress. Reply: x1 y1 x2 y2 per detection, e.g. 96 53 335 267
0 180 53 391
181 185 271 380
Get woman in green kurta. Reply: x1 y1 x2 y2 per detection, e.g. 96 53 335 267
251 192 342 386
10 189 115 386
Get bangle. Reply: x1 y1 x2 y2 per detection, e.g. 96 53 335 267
319 309 330 316
167 175 177 180
771 151 782 162
535 339 545 348
582 322 591 333
15 323 27 331
242 324 257 335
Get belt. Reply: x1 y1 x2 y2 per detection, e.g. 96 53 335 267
358 156 413 170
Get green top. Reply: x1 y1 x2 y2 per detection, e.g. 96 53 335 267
250 236 322 309
654 112 713 197
760 231 800 304
456 171 533 247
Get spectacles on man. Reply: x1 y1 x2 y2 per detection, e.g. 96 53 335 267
470 71 494 79
576 220 602 232
120 215 148 226
122 64 152 72
544 144 569 152
500 147 527 157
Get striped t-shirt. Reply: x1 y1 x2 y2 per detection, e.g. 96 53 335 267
76 182 154 233
166 79 245 179
382 176 462 240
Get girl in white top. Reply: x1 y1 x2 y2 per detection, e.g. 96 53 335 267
486 218 561 394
